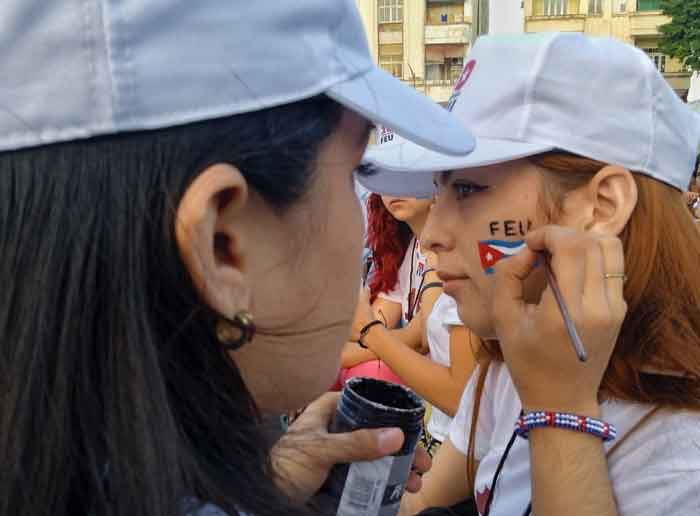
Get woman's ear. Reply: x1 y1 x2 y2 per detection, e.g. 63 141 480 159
563 165 638 236
175 163 251 317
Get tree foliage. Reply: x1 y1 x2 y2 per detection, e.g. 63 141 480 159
659 0 700 71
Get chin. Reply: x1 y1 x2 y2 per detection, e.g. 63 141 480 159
255 354 341 414
457 306 496 341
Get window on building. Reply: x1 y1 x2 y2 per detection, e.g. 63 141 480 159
637 0 661 11
425 44 466 83
379 42 404 78
642 48 666 72
380 56 404 78
534 0 568 16
426 57 465 82
426 1 465 24
379 0 404 23
588 0 602 14
613 1 627 13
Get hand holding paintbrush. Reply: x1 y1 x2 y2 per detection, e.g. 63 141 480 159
489 226 627 414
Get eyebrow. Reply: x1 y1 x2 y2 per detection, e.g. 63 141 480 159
439 170 453 185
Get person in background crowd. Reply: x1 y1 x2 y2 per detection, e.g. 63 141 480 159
336 193 438 386
0 1 477 515
352 286 479 457
685 170 700 220
361 33 700 516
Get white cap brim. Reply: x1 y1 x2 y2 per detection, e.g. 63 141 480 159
358 135 554 198
327 67 475 157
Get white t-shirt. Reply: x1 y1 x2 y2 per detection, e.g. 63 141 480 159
378 237 427 327
449 362 700 516
425 294 463 442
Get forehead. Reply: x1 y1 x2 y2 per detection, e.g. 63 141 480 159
437 160 540 185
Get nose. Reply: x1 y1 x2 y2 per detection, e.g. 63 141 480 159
421 193 454 256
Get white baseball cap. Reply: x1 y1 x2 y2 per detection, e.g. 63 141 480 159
359 32 700 197
0 0 474 157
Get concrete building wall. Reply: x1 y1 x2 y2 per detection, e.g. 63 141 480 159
489 0 525 34
355 0 379 62
404 0 427 81
523 0 691 98
354 1 473 103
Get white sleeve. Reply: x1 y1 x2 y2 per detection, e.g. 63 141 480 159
616 470 700 516
610 413 700 516
448 379 473 456
442 297 462 327
448 365 494 460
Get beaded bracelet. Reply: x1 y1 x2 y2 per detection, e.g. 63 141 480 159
515 411 617 442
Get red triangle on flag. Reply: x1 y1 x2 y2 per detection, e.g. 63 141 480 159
478 242 505 271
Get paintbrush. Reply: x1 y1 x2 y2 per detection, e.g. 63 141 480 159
541 252 588 362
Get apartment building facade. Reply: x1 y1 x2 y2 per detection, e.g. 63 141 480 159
355 0 473 103
524 0 692 98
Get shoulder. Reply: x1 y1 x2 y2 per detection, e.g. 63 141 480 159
607 403 700 470
604 403 700 515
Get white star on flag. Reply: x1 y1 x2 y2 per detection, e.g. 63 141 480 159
486 252 493 263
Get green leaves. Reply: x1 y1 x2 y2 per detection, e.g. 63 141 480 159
659 0 700 71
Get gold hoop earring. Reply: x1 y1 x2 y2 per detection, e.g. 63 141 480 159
216 310 256 350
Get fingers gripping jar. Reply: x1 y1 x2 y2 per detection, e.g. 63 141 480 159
323 377 425 516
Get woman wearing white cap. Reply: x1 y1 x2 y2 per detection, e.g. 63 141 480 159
0 1 478 515
360 33 700 516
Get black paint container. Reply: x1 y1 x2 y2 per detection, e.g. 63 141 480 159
323 377 425 516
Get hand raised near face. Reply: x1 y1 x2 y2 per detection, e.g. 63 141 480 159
490 225 627 416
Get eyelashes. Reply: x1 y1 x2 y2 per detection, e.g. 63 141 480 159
354 163 377 177
453 182 489 200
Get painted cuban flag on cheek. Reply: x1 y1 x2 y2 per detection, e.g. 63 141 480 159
478 239 527 275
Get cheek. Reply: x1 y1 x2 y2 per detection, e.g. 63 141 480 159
462 214 535 278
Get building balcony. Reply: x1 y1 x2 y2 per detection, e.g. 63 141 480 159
403 78 456 104
425 23 470 45
629 11 669 37
525 14 586 33
664 71 692 95
378 30 403 45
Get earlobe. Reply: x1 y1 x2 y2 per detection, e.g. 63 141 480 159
175 163 252 318
588 166 638 236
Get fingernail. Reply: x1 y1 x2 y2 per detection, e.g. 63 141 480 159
377 428 403 453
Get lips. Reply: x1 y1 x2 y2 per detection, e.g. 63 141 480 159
437 270 470 298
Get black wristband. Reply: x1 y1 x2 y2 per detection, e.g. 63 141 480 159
419 282 443 296
357 320 384 348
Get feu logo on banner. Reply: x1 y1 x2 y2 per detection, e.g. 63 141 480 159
377 125 395 145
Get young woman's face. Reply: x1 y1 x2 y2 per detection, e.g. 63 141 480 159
380 195 432 225
422 160 546 338
231 110 371 412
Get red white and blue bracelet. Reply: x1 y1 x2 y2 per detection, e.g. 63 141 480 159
515 411 617 442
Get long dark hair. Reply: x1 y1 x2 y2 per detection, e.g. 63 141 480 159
0 95 343 516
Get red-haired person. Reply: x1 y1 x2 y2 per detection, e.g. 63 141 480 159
335 193 438 387
362 34 700 516
348 194 481 455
